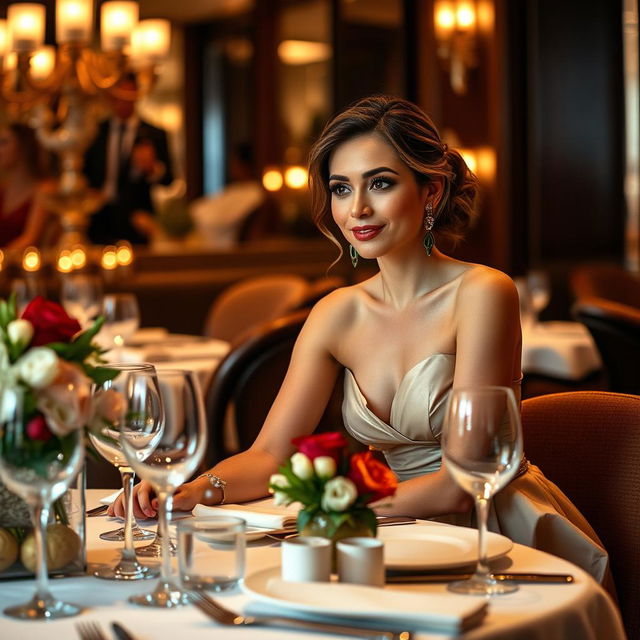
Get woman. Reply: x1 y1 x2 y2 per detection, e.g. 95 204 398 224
112 96 609 582
0 123 52 252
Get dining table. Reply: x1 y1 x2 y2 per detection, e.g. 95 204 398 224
0 489 626 640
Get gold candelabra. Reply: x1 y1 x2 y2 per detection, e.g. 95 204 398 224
0 1 170 253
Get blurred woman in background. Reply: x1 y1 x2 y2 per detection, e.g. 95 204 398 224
0 123 54 253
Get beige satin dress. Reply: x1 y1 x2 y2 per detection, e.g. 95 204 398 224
342 353 610 584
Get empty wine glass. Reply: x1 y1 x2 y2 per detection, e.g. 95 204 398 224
60 274 103 329
11 277 46 315
121 369 208 607
442 386 523 596
527 270 551 325
101 293 140 358
0 385 84 619
89 362 162 580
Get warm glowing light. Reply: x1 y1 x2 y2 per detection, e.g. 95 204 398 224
4 52 16 71
456 2 476 31
277 40 332 65
284 166 308 189
101 1 138 51
22 246 41 272
0 20 8 56
70 246 87 269
30 46 55 80
8 4 46 52
116 242 133 266
476 146 496 182
459 148 477 174
0 249 4 271
101 246 118 270
57 250 74 273
56 0 93 43
434 1 456 38
262 169 283 192
131 19 170 62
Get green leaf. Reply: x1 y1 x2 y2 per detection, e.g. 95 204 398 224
88 366 120 386
353 507 377 536
297 507 317 532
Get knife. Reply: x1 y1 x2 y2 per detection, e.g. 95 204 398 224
386 571 574 584
112 622 137 640
86 504 109 517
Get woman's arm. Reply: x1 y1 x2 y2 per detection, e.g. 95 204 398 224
110 295 345 518
377 268 521 519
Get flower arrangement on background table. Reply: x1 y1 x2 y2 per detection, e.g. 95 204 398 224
0 295 120 577
269 432 398 540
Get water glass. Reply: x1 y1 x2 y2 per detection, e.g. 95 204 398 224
178 517 245 592
60 274 103 329
101 293 140 355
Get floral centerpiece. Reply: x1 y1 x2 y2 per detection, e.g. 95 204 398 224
269 432 398 540
0 295 120 577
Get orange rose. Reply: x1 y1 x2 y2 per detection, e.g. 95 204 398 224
347 451 397 504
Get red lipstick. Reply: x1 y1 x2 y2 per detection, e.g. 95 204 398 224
352 225 384 241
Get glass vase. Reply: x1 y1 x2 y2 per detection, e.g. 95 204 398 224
0 467 86 580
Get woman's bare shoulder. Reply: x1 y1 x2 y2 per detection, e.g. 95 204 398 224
457 263 516 296
307 280 371 325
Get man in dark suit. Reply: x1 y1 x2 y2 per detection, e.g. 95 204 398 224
84 79 173 245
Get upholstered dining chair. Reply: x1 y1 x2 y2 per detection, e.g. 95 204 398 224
203 274 310 343
570 263 640 309
572 297 640 395
203 309 348 468
521 391 640 639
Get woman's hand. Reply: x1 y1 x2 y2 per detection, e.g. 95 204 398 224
107 477 212 519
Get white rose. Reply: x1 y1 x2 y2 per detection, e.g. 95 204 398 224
291 452 314 480
7 319 33 347
16 347 59 389
313 456 336 479
272 491 292 507
269 473 290 490
321 476 357 512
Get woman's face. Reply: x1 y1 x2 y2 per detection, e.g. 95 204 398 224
0 128 20 170
328 132 428 260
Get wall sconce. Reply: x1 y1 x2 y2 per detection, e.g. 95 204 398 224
434 0 483 95
458 145 496 184
284 166 308 190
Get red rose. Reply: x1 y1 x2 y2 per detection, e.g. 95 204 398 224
347 451 397 504
292 432 348 463
21 296 81 346
26 414 53 442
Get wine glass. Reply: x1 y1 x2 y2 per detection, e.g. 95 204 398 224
60 274 103 329
526 270 551 325
442 386 523 596
0 385 84 619
89 362 162 580
11 277 46 315
121 369 208 607
101 293 140 358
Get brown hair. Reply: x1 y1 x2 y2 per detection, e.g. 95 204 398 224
308 95 479 252
8 123 49 179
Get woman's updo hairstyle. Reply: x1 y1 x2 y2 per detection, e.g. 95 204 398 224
308 95 479 248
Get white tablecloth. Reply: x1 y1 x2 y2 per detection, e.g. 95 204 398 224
521 321 602 380
107 329 230 391
0 490 625 640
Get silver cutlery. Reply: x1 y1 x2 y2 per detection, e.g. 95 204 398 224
86 504 109 517
112 621 138 640
189 589 413 640
75 621 109 640
263 516 416 539
386 571 574 584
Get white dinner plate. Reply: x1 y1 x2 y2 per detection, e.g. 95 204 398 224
242 566 488 633
379 523 512 570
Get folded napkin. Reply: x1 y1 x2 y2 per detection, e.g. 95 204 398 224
246 571 487 633
119 337 230 364
192 497 299 529
99 490 123 505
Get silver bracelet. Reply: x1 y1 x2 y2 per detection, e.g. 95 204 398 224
199 473 227 505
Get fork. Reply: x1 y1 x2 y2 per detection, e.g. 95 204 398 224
189 590 412 640
75 621 109 640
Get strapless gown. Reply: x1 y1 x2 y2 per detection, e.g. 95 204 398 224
342 353 610 584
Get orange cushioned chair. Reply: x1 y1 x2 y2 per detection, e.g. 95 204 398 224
521 391 640 639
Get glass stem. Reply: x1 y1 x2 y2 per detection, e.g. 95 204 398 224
474 496 491 580
120 469 136 562
156 491 173 583
32 501 52 602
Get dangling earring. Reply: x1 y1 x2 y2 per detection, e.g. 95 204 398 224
349 244 359 268
423 202 435 256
